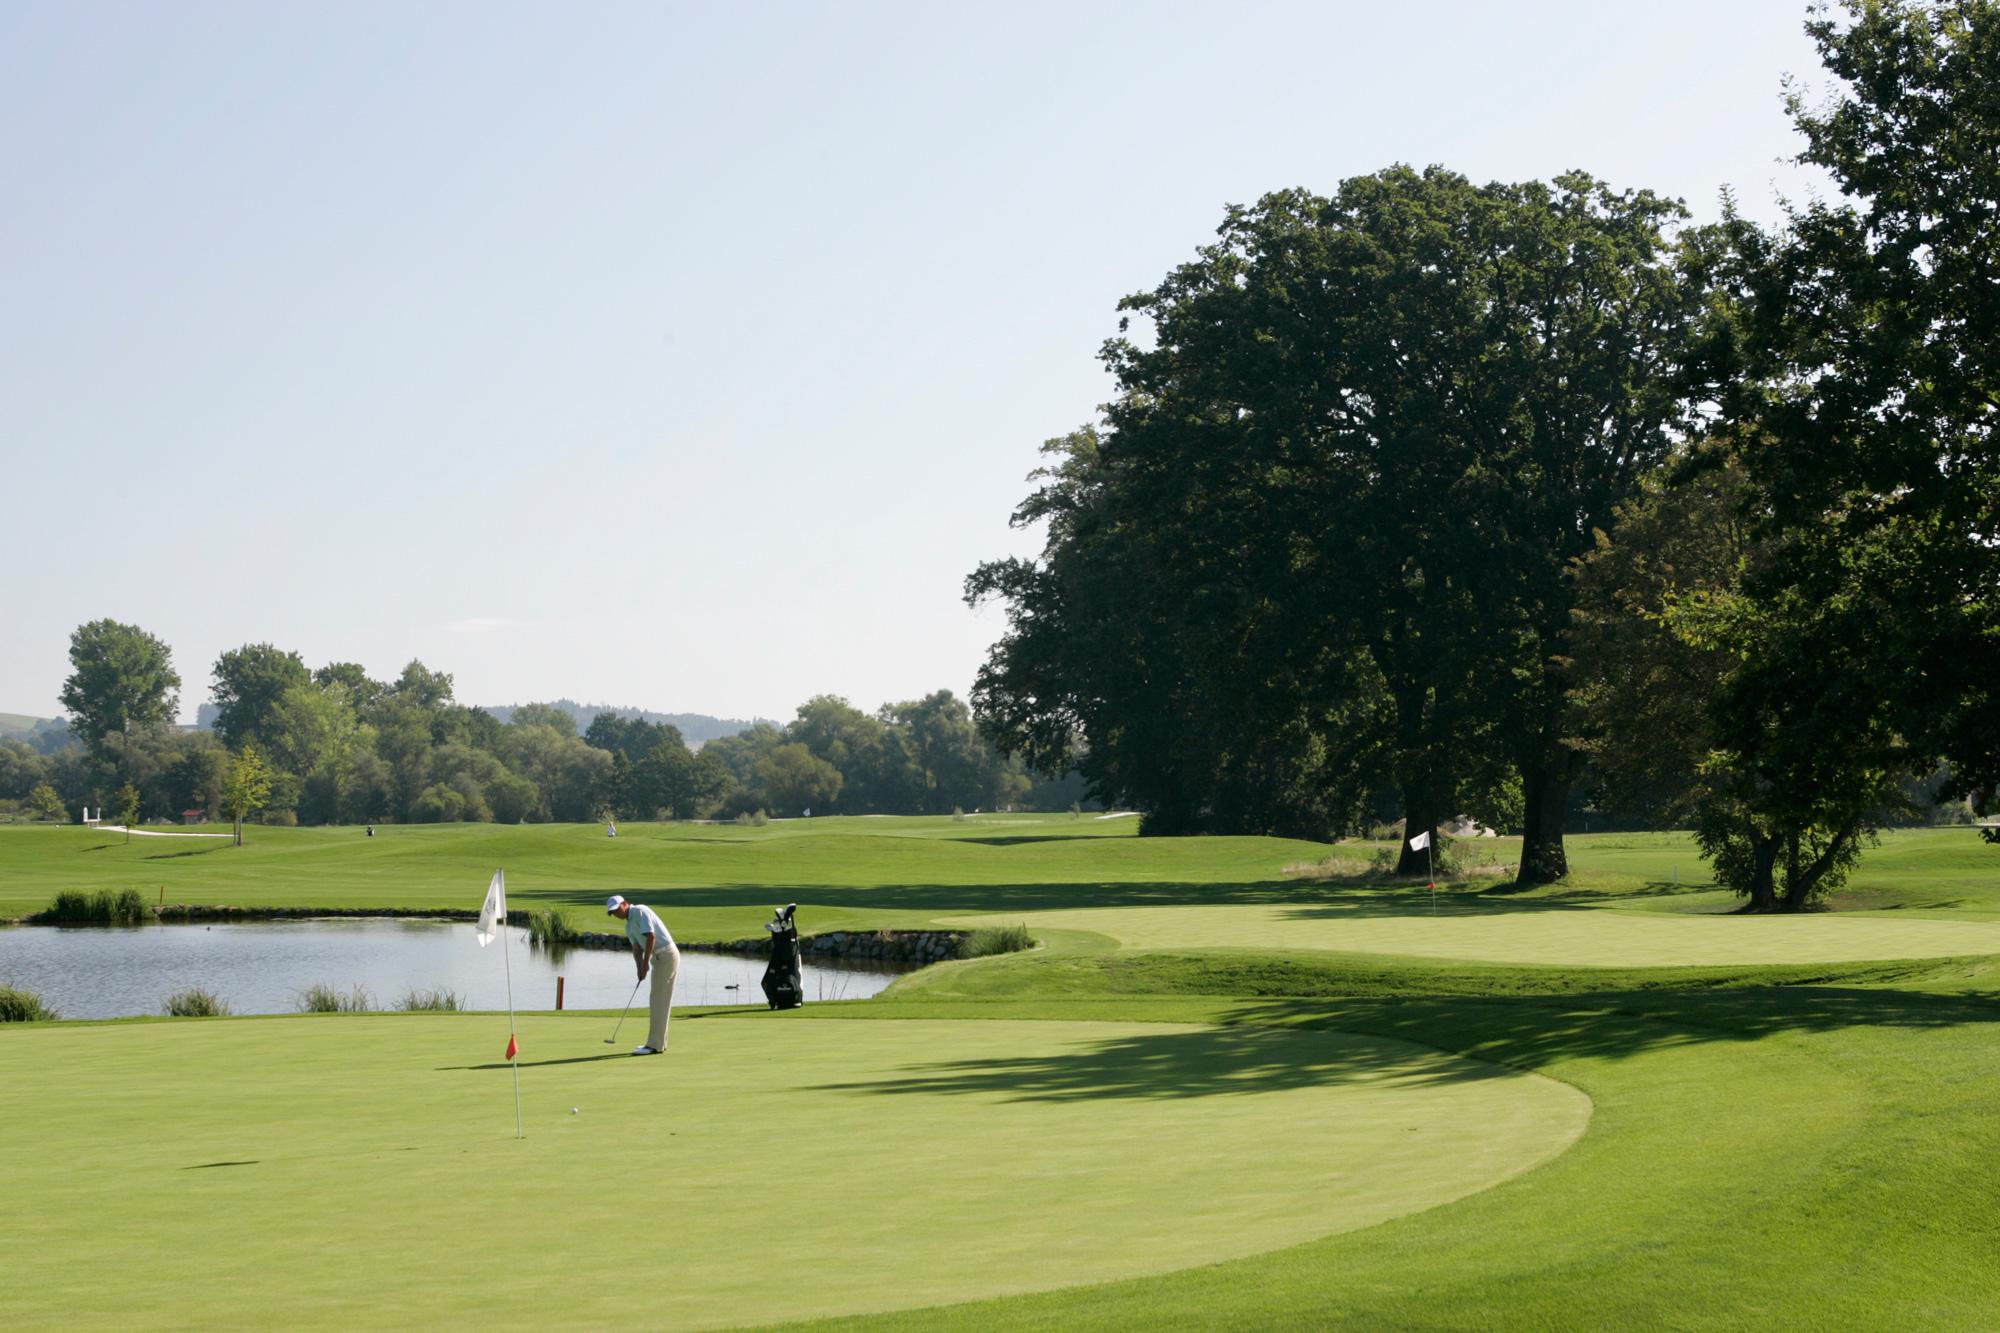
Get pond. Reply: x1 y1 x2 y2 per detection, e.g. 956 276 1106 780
0 920 911 1019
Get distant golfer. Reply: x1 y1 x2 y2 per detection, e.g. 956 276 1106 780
606 894 679 1055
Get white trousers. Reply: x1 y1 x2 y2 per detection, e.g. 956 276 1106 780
645 947 680 1050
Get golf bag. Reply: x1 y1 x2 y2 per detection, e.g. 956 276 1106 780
762 902 804 1010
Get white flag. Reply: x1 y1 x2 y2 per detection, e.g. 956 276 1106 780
1407 831 1430 851
476 870 506 947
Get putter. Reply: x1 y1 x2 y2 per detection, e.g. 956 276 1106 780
604 978 643 1045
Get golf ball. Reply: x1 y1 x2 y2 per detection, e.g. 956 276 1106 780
571 1107 579 1114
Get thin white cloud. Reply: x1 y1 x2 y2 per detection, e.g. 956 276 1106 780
442 617 536 634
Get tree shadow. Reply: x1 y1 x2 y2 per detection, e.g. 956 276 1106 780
144 844 231 861
533 879 1561 921
440 1052 635 1071
812 1024 1505 1102
816 984 1999 1104
1213 983 2000 1073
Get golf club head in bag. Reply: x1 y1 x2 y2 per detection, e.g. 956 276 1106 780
762 904 804 1010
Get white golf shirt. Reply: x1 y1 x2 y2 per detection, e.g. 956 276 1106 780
624 903 675 954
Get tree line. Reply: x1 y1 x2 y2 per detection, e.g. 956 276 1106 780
968 0 1998 910
4 627 1087 828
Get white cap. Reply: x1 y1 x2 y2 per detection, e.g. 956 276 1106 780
605 894 625 913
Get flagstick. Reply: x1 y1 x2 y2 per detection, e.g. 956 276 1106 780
1427 834 1435 916
501 910 524 1140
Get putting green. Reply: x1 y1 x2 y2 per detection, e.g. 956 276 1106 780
0 1013 1586 1328
943 903 2000 967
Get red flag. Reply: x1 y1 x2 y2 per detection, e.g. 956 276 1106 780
505 1033 519 1061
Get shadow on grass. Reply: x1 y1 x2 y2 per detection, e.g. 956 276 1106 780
813 1024 1507 1103
441 1052 635 1071
826 979 2000 1104
1210 983 2000 1074
535 879 1589 921
144 844 232 861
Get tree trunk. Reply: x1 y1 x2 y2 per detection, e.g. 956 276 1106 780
1396 790 1442 877
1780 822 1857 912
1510 752 1577 890
1743 827 1778 912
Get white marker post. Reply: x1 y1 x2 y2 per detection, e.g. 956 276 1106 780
477 870 524 1140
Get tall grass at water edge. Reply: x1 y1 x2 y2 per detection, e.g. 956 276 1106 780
296 983 374 1013
0 984 59 1021
398 988 462 1011
163 987 230 1017
44 888 149 925
963 923 1036 958
524 908 582 947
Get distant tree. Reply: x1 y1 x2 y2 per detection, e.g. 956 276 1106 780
60 620 181 766
27 783 65 823
222 743 274 845
630 728 701 818
210 644 310 749
787 696 901 812
1572 452 1914 910
755 743 843 815
113 782 141 842
436 704 503 753
313 662 385 712
583 711 631 755
0 740 48 802
508 703 577 737
269 683 359 780
886 691 996 815
154 732 229 824
369 699 434 822
703 723 785 792
486 769 540 824
389 660 455 712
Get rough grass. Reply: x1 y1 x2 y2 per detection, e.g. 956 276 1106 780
396 987 462 1011
523 907 582 947
41 887 149 925
162 986 229 1017
295 983 373 1013
961 923 1035 957
0 985 58 1022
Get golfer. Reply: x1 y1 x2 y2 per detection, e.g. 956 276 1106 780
607 894 679 1055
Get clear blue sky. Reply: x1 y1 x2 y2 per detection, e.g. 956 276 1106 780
0 1 1831 723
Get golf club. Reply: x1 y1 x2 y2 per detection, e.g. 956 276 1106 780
603 978 643 1045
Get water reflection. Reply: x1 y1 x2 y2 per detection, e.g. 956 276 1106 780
0 920 909 1019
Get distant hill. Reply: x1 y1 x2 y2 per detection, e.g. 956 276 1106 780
480 699 768 745
0 712 74 754
0 712 45 738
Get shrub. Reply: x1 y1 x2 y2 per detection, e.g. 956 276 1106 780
962 923 1035 958
951 807 967 821
0 985 59 1022
733 809 769 827
296 983 373 1013
524 909 581 947
163 987 230 1017
397 988 462 1011
45 888 149 925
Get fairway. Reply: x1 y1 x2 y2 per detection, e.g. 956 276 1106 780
943 902 2000 967
0 1011 1588 1329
